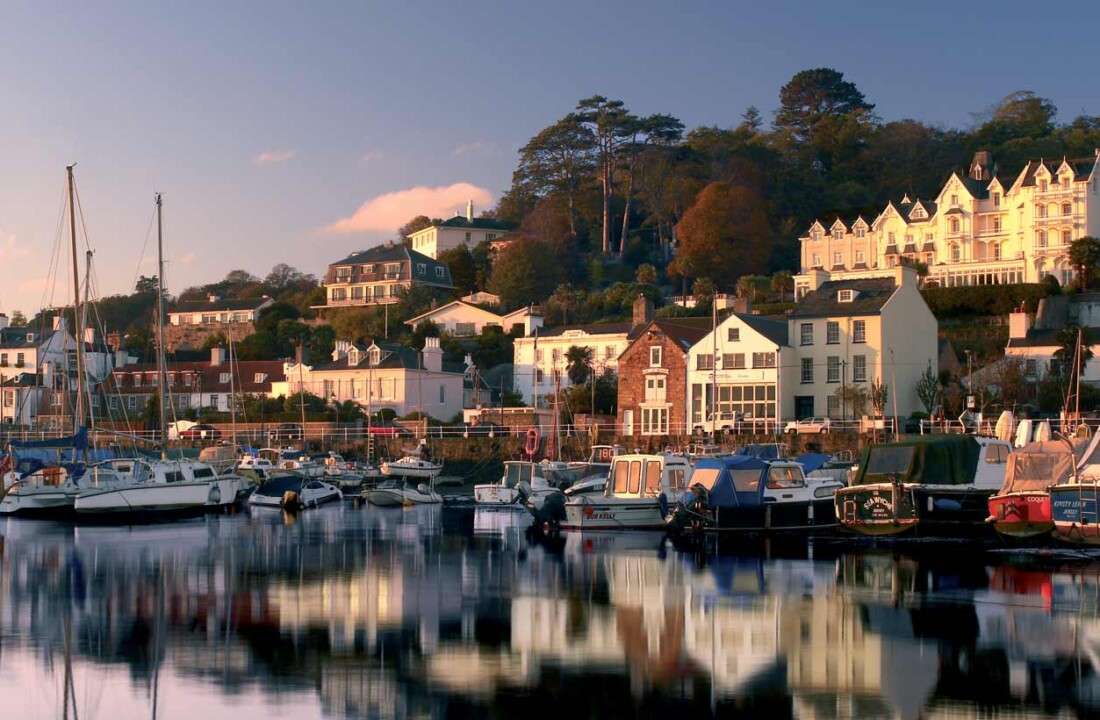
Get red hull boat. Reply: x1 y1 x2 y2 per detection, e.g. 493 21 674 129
987 491 1053 540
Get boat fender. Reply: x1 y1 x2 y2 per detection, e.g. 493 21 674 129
525 427 539 456
208 484 222 505
282 490 301 512
658 492 669 518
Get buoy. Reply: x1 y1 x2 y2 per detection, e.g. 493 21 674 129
525 427 540 456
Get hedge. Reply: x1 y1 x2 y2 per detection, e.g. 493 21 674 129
921 283 1055 319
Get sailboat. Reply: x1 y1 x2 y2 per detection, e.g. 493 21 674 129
0 166 126 517
74 193 242 518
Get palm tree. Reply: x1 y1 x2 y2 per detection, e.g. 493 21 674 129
737 275 761 302
1068 236 1100 291
564 345 594 386
770 271 793 302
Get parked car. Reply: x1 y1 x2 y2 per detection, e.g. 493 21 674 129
783 417 831 435
904 417 926 434
270 423 304 441
692 411 743 436
180 423 221 441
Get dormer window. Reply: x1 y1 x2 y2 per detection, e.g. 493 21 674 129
1039 179 1048 192
993 192 1001 207
219 373 230 384
911 207 924 219
25 333 34 342
855 227 865 238
833 228 843 239
838 289 856 303
435 266 445 278
416 263 426 274
370 349 381 366
254 373 266 383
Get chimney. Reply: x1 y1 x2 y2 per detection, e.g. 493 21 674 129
0 313 8 331
632 294 654 328
208 293 219 303
422 337 443 373
1009 306 1033 340
466 200 474 222
114 348 128 369
806 267 829 293
84 328 95 345
210 346 227 367
894 264 917 288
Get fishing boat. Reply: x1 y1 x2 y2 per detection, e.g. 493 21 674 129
1046 432 1100 545
670 455 845 534
556 452 693 531
474 461 556 506
834 434 1012 537
987 438 1091 541
248 474 342 510
365 477 442 506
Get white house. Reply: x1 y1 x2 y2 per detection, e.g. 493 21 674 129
1004 293 1100 387
407 202 514 259
0 315 114 427
272 338 467 421
685 314 792 433
404 300 542 338
788 265 938 420
168 295 275 327
795 149 1100 297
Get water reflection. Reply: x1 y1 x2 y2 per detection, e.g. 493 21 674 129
5 507 1100 718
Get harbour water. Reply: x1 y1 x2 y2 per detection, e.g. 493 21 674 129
2 504 1100 719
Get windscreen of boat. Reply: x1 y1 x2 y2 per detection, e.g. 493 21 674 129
259 476 305 495
690 467 721 491
767 465 806 489
505 463 535 485
192 467 215 479
644 460 662 495
863 446 915 479
611 460 644 495
730 469 763 493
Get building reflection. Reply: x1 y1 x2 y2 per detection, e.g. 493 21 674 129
3 508 1100 719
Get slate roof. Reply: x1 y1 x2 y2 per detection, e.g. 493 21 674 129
960 176 989 200
1017 157 1097 188
1006 328 1100 350
790 278 898 319
105 360 286 394
312 341 465 375
643 320 710 351
170 297 272 314
436 216 514 231
0 327 48 349
738 314 789 346
0 372 41 388
326 245 452 288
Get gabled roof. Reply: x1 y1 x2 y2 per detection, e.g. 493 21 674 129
404 300 506 328
790 278 899 318
0 372 41 388
629 320 710 352
170 297 273 315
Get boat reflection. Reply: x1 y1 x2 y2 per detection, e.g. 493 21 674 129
4 507 1100 718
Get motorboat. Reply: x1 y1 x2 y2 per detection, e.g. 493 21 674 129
988 438 1092 541
474 461 556 506
365 477 442 506
670 455 845 534
73 457 242 518
798 450 857 483
321 452 373 489
1047 432 1100 545
248 474 342 510
556 452 693 531
381 454 443 480
834 434 1012 537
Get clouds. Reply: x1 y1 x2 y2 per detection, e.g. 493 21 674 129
0 229 30 262
360 148 385 164
321 182 494 235
450 139 498 158
254 149 295 166
179 252 196 266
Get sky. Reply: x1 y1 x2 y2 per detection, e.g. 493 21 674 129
1 0 1098 317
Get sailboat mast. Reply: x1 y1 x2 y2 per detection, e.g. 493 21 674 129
229 334 238 449
66 165 87 433
155 194 169 459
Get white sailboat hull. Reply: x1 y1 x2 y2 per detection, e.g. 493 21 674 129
366 486 442 506
75 481 215 514
473 484 522 505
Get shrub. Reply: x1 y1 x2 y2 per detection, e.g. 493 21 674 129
921 283 1054 319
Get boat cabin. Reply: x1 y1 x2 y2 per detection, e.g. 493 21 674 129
849 435 1011 491
606 453 692 499
686 456 817 509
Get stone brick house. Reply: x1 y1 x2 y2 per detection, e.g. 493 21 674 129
617 319 710 437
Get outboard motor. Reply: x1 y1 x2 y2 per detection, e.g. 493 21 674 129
281 490 302 513
417 483 430 495
527 488 566 531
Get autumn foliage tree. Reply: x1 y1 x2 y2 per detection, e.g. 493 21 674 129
671 182 770 286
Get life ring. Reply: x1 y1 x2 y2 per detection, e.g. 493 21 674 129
525 427 540 456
